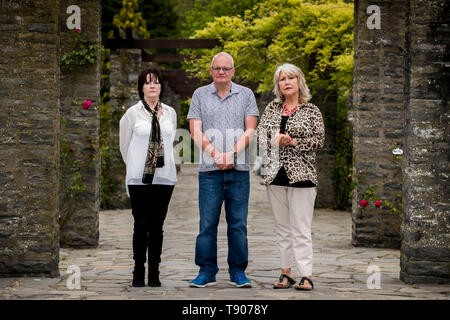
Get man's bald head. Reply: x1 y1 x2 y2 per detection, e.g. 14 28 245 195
210 52 234 68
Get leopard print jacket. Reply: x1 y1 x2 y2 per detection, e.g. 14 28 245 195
256 100 325 186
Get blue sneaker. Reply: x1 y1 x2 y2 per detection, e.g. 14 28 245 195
189 273 217 288
229 272 252 288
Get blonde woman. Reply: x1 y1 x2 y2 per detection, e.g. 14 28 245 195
256 63 325 290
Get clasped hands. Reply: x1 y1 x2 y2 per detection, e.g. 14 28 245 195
212 150 235 170
271 130 298 147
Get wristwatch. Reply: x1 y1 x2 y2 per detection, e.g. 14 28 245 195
232 151 237 165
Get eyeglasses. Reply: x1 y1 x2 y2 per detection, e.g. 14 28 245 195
211 66 234 72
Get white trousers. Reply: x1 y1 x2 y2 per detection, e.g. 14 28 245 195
266 185 317 277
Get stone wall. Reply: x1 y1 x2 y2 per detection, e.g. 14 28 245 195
354 0 449 283
400 0 450 284
0 0 101 276
0 0 61 276
59 0 101 247
352 0 407 248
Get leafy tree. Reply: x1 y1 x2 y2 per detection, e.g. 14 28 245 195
103 0 179 38
185 0 353 100
139 0 179 38
102 0 123 38
181 0 260 36
113 0 150 38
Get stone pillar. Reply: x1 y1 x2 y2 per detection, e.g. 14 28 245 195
0 0 61 276
352 0 406 248
58 0 101 247
108 48 142 208
400 0 450 284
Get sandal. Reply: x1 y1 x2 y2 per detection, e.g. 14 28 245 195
295 277 314 291
273 274 296 289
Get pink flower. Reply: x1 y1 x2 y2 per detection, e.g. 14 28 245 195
375 200 382 208
82 100 92 110
359 200 368 208
77 28 81 32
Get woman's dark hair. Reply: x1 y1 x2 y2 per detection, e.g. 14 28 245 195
137 66 165 101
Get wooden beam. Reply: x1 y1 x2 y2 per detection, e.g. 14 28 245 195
142 52 197 63
103 38 220 49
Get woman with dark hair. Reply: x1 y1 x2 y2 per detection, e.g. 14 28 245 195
119 66 177 287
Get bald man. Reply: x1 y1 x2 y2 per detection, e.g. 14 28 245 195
187 52 259 288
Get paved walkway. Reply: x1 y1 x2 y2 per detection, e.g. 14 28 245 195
0 165 449 300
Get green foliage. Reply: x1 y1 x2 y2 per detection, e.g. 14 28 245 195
113 0 150 39
332 94 353 209
358 175 403 217
104 0 179 38
61 31 104 71
184 0 353 100
60 136 87 228
102 0 123 38
99 49 121 209
178 98 191 131
182 0 259 36
139 0 180 38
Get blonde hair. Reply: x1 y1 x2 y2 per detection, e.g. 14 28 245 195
273 63 311 104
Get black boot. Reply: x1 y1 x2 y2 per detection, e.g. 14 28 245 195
132 265 145 287
148 267 161 287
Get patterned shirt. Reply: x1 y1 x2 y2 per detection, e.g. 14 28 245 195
256 100 325 185
187 82 259 172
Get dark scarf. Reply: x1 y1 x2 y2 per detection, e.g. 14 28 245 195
141 99 165 184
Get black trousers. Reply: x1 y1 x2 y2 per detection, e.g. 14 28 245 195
128 184 174 269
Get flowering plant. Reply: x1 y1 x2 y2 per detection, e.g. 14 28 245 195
82 100 92 110
61 29 104 71
359 184 402 216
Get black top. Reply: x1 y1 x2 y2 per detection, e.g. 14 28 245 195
280 115 289 134
270 115 316 188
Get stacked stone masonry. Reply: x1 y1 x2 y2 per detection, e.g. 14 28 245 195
0 0 101 276
353 0 407 249
0 0 62 276
400 0 450 284
58 0 101 248
354 0 449 283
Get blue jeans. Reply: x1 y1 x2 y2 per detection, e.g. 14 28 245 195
195 169 250 277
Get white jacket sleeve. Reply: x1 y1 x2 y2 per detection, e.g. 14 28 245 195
172 108 177 140
119 111 132 163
